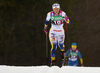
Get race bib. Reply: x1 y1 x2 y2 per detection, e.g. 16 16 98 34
50 16 64 25
70 52 78 59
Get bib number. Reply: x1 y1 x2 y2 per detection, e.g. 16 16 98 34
53 20 62 25
71 56 76 59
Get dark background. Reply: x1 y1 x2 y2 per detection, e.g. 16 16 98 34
0 0 100 67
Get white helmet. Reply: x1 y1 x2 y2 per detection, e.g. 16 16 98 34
52 3 60 9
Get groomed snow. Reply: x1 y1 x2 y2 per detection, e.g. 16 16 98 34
0 65 100 73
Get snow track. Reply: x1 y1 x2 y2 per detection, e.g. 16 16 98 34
0 65 100 73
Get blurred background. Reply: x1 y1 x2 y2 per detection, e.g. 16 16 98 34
0 0 100 67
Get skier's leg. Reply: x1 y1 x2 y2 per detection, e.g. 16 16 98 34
50 43 57 66
68 60 71 66
58 35 65 57
73 60 78 66
58 34 65 66
49 29 57 66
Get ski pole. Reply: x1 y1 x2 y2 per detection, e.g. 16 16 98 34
46 33 48 58
66 22 70 49
64 56 68 66
46 32 48 65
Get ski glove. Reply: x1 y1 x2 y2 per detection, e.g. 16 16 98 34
44 27 47 33
65 16 69 21
65 16 71 25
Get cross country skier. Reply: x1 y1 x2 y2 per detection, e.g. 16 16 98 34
44 3 71 66
65 43 84 66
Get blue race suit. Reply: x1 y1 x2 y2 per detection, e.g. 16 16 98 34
65 48 83 66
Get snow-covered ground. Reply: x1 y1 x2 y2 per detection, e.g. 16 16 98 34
0 65 100 73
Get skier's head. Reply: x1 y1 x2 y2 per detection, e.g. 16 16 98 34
71 43 77 50
52 3 60 14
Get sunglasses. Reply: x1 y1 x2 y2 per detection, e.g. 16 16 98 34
53 4 59 6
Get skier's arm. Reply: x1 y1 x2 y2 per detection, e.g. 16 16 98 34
78 51 83 66
62 11 71 25
44 12 50 32
65 49 70 56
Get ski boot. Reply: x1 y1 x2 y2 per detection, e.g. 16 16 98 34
50 60 55 66
61 51 65 66
62 59 65 66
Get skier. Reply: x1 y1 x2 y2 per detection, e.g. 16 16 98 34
65 43 84 66
44 3 71 66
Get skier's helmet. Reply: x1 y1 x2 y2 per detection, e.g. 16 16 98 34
71 43 77 48
52 3 60 9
